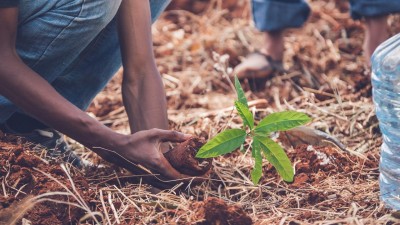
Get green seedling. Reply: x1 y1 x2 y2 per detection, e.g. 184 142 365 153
196 76 311 184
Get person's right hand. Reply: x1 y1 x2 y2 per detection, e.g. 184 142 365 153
93 128 192 181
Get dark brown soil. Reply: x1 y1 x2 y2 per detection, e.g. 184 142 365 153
164 137 212 176
195 197 253 225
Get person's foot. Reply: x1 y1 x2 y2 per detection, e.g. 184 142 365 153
364 15 389 65
233 52 284 79
233 30 285 80
0 123 85 168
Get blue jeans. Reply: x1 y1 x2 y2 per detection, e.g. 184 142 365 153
0 0 171 123
252 0 400 31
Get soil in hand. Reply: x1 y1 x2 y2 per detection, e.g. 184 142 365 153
164 137 212 176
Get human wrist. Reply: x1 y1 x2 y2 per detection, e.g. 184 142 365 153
90 127 127 150
72 115 127 150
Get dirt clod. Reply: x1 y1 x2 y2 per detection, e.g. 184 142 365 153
196 197 253 225
164 137 212 176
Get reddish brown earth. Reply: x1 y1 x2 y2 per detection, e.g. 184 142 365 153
193 197 253 225
0 136 379 224
164 137 212 176
260 144 379 209
289 145 378 185
0 135 92 225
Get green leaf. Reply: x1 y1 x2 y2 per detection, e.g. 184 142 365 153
255 136 294 182
255 111 311 134
196 129 246 158
235 101 254 130
234 76 248 107
251 138 263 184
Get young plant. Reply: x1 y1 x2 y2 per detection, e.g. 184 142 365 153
195 76 311 184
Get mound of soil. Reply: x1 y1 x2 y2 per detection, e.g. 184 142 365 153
0 135 92 225
164 137 212 176
195 197 253 225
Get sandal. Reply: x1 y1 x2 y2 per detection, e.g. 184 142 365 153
233 52 284 79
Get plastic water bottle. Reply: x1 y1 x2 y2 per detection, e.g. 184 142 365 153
372 33 400 209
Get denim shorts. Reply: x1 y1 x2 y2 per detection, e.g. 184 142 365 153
252 0 400 31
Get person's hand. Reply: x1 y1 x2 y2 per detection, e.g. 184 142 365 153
94 128 192 181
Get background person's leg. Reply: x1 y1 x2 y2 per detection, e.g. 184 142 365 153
363 16 389 63
253 0 310 59
234 0 310 82
349 0 400 20
252 0 310 32
350 0 400 63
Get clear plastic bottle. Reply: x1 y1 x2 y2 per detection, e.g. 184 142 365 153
372 33 400 209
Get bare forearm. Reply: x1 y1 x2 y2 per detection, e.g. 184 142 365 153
118 0 168 133
122 72 168 133
0 56 124 149
118 0 157 75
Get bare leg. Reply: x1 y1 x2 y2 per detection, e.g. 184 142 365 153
260 30 285 61
363 15 389 65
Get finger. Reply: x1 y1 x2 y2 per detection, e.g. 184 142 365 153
150 129 191 142
149 156 187 180
149 156 208 186
158 157 209 183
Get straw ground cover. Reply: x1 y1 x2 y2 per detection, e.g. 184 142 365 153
1 0 400 224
